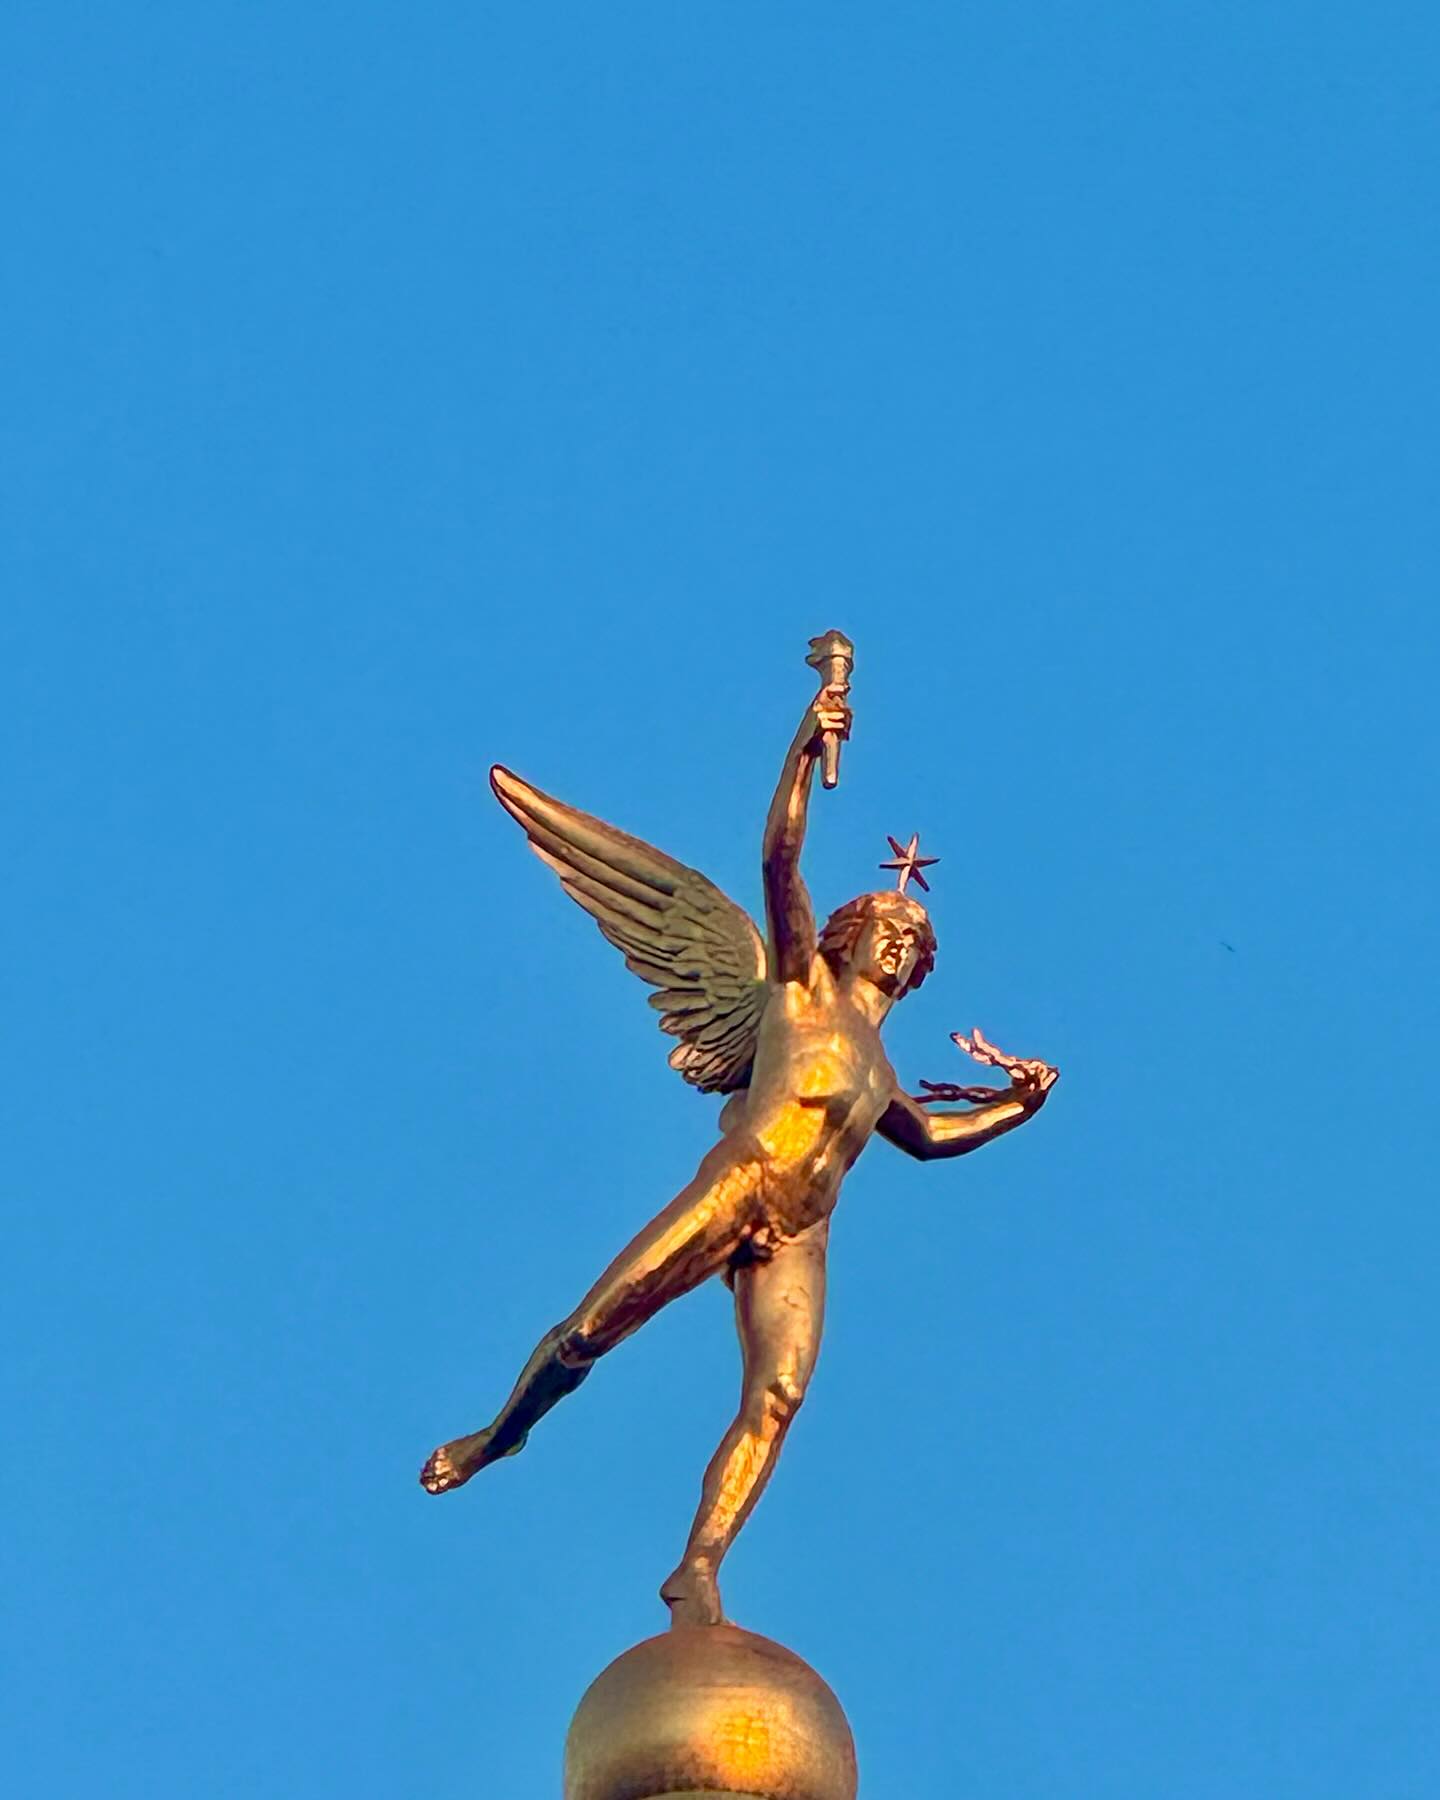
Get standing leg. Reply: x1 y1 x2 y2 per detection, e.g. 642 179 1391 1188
420 1147 758 1493
661 1223 828 1627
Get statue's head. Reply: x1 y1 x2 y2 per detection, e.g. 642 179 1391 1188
818 890 936 998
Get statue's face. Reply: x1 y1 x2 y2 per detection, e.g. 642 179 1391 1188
852 913 925 996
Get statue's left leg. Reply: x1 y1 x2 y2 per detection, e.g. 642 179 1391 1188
661 1222 828 1627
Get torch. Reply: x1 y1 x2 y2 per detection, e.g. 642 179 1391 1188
805 630 855 790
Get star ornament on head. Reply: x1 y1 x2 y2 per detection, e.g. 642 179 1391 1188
880 833 939 895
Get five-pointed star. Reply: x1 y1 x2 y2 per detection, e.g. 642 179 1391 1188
879 833 939 894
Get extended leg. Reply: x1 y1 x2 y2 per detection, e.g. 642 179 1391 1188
420 1147 757 1493
661 1223 827 1626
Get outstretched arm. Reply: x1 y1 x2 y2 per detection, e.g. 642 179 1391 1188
762 690 850 984
878 1035 1059 1161
877 1086 1039 1160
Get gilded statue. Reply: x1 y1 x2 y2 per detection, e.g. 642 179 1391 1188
421 633 1058 1628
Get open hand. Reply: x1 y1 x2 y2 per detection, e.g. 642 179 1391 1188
912 1028 1059 1107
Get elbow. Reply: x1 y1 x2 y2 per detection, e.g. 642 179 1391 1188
880 1111 936 1161
885 1132 927 1161
763 849 803 916
761 845 792 885
765 815 803 866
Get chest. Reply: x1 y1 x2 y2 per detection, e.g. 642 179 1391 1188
755 985 895 1113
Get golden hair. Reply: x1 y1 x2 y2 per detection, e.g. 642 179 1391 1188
817 891 936 992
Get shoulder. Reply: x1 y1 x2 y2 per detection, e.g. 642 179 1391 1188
807 954 838 1002
765 971 830 1025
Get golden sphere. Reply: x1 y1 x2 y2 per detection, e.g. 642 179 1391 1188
564 1623 857 1800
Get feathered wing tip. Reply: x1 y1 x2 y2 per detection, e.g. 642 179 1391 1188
490 765 767 1092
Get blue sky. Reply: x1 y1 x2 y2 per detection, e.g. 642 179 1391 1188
4 5 1438 1795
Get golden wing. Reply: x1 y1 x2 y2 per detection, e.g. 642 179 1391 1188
491 766 768 1094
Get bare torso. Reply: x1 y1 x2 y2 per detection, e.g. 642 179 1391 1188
717 956 897 1242
419 659 1057 1629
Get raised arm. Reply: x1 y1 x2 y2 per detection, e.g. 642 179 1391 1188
762 690 850 984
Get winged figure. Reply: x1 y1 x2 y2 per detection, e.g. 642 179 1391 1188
420 641 1058 1627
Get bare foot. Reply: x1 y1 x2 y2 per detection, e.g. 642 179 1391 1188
419 1426 526 1494
660 1562 724 1628
420 1440 469 1494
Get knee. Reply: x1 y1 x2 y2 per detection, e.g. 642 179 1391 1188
550 1321 597 1369
751 1368 807 1428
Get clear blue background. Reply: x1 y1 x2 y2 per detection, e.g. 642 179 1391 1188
5 5 1437 1795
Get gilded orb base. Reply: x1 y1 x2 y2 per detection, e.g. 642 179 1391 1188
564 1623 858 1800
